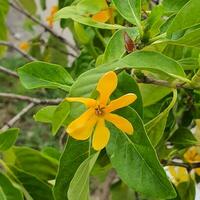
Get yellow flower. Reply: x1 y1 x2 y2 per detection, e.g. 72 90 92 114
92 8 113 23
46 5 58 28
168 166 189 185
184 147 200 175
19 42 29 51
65 71 137 150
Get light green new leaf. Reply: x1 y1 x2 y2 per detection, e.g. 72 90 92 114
167 0 200 35
113 0 141 31
0 128 19 152
55 6 123 29
53 138 90 200
106 107 176 199
34 106 57 123
145 90 177 146
0 172 23 200
18 61 73 91
4 147 58 181
52 101 70 135
68 152 99 200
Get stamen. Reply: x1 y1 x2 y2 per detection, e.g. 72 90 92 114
95 105 105 116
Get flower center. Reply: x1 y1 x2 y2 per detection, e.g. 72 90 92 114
94 105 105 116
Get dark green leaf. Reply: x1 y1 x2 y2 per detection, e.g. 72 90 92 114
106 107 176 199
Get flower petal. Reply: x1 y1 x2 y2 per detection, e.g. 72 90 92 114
105 113 133 135
65 97 96 107
66 108 94 133
92 9 112 23
96 71 117 106
92 119 110 150
106 93 137 112
68 116 97 140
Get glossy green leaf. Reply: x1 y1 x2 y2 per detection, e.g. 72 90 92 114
10 166 54 200
106 107 176 199
167 0 200 35
18 61 73 91
116 71 143 117
169 127 198 147
52 101 70 135
34 106 57 123
103 28 139 63
162 0 189 13
139 84 171 107
18 0 37 15
53 138 89 200
0 128 19 151
145 90 177 147
112 0 141 29
67 152 99 200
55 6 123 29
0 172 23 200
4 147 58 181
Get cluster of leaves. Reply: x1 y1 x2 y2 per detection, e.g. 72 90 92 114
1 0 200 199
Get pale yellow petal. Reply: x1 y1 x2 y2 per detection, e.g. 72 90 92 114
65 97 96 107
105 113 133 135
66 108 94 134
105 93 137 112
92 119 110 150
68 117 97 140
96 71 117 106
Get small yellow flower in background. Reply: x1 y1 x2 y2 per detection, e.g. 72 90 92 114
168 166 189 186
65 71 137 150
92 8 113 23
184 147 200 175
46 5 58 28
19 41 29 51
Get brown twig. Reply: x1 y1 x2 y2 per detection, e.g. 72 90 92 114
9 1 79 54
1 102 35 131
0 41 35 61
100 169 116 200
0 92 62 105
0 66 19 78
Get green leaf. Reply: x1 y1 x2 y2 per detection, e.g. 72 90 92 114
145 90 177 146
113 0 142 32
52 101 70 135
34 106 57 123
117 71 143 117
167 0 200 36
17 0 37 15
0 0 9 15
0 172 23 200
169 127 198 147
106 107 176 199
55 6 123 30
67 152 99 200
18 61 73 91
4 147 58 181
10 166 54 200
0 11 7 56
0 188 6 200
40 0 46 10
103 28 139 63
42 146 61 161
0 128 19 151
53 138 89 200
162 0 189 13
139 84 171 107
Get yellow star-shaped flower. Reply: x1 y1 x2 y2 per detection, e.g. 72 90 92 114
65 71 137 150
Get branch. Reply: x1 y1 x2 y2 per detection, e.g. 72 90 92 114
1 102 35 131
0 66 19 78
100 170 116 200
0 92 62 105
0 41 36 61
162 159 200 171
9 1 79 54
